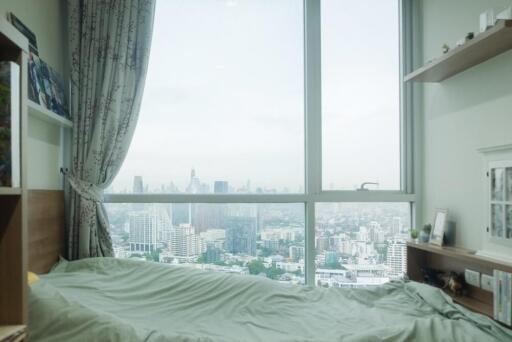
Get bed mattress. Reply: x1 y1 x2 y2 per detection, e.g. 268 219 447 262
28 257 512 341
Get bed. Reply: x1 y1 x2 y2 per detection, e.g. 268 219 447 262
26 192 512 341
28 257 512 342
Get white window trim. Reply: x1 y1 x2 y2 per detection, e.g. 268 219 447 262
103 0 417 286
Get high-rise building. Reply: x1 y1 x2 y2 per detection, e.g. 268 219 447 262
186 168 201 194
386 239 407 278
289 245 305 261
214 181 229 194
170 224 204 258
205 243 221 263
325 251 338 265
315 236 329 252
172 203 190 226
392 217 402 235
129 211 157 252
225 216 257 256
133 176 144 193
263 239 279 250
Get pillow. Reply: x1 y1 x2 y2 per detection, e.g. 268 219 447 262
28 271 39 285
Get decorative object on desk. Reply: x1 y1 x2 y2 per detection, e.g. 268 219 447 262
419 224 432 243
7 12 39 55
442 43 450 54
497 6 512 20
455 33 475 47
0 62 20 187
480 9 496 33
493 269 512 325
421 267 446 288
446 271 466 296
410 228 419 243
430 209 448 246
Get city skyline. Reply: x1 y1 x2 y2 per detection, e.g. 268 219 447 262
107 200 410 287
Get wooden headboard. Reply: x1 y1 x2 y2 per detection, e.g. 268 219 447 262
28 190 65 274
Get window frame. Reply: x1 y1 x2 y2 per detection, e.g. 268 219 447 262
103 0 418 286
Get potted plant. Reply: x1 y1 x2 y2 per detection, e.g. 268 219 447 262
410 228 419 243
419 224 432 243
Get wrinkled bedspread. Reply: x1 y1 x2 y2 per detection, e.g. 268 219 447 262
29 258 512 341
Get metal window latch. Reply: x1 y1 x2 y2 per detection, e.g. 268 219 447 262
357 182 379 191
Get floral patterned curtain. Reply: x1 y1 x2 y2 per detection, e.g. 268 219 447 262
66 0 155 259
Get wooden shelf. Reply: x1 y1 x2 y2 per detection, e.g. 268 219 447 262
28 100 72 128
444 290 493 318
0 188 21 196
405 20 512 82
0 325 26 342
406 242 512 327
0 16 28 328
407 242 512 272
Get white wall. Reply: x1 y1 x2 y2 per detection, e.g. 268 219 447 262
0 0 69 189
419 0 512 251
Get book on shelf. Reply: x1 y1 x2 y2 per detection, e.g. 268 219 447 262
27 52 69 119
7 12 39 56
493 269 512 325
0 61 20 188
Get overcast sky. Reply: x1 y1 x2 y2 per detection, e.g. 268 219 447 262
111 0 399 193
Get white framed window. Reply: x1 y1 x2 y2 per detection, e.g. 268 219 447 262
105 0 417 287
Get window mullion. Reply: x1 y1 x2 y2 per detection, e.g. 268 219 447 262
304 0 322 286
304 0 322 196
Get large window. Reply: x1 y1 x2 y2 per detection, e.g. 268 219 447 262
321 0 400 190
105 0 414 287
110 0 304 194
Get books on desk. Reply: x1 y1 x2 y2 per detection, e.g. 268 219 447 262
0 61 20 188
494 270 512 325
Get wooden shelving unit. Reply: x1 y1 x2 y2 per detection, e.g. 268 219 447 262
405 20 512 82
0 187 22 195
407 242 512 326
0 325 26 342
28 99 72 129
0 16 29 333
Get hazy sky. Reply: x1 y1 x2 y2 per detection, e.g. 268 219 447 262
112 0 399 193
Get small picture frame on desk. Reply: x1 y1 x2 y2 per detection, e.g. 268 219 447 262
430 209 448 246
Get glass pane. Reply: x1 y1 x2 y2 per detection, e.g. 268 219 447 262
491 168 505 201
491 204 504 237
315 203 410 287
109 0 304 194
507 168 512 201
321 0 400 190
506 205 512 239
106 203 305 284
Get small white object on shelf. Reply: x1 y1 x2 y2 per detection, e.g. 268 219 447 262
497 6 512 20
480 9 496 32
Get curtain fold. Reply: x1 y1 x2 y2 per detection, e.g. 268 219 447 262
67 0 155 259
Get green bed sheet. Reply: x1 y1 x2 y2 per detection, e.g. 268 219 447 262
28 257 512 341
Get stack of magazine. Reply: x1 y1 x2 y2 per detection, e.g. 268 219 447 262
494 270 512 325
0 61 20 188
28 52 69 119
7 12 69 120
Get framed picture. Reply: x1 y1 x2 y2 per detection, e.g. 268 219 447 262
430 209 448 246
